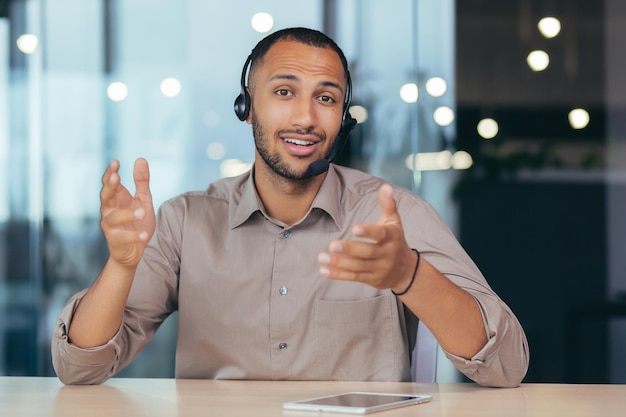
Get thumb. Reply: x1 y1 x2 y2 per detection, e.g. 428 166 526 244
133 158 152 203
378 184 401 226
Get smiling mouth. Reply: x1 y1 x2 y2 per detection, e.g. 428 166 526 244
284 138 315 146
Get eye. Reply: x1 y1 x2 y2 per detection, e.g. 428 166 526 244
318 95 336 103
275 89 292 97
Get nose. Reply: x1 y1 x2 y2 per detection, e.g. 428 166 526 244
289 97 316 130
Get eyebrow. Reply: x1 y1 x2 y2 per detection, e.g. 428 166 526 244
268 74 344 94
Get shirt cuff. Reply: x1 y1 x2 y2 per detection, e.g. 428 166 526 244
442 332 496 380
51 289 122 384
441 293 528 387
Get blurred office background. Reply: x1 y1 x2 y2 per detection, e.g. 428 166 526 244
0 0 624 383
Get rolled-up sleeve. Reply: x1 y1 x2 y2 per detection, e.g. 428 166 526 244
51 290 124 385
51 199 181 385
396 188 530 388
443 292 529 387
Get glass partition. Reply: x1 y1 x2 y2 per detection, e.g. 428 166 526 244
0 0 455 378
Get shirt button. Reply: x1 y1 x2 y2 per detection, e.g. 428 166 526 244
279 286 288 295
283 230 293 239
278 342 288 350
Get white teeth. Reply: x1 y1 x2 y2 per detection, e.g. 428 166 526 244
285 138 314 146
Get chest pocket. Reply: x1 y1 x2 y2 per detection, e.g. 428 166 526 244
314 295 395 381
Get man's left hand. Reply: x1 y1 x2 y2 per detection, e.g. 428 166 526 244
318 183 417 292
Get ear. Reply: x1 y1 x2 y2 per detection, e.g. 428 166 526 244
245 87 253 125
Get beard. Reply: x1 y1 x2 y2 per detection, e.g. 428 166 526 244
252 113 329 181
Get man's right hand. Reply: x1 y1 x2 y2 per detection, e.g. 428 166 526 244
100 158 155 269
68 158 155 348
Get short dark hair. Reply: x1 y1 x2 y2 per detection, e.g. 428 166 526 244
248 27 349 85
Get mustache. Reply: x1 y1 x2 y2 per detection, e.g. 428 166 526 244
276 128 326 142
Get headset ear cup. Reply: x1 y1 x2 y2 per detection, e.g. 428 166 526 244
340 111 357 137
234 91 250 121
328 111 357 161
234 54 253 121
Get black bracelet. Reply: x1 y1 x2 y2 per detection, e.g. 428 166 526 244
392 248 420 296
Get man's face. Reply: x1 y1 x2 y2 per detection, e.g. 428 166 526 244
247 40 346 180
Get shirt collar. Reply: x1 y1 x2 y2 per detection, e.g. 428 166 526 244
310 164 343 228
230 164 343 230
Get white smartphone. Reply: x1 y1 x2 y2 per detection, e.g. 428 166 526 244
281 391 432 414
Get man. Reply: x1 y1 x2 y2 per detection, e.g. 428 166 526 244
52 27 529 386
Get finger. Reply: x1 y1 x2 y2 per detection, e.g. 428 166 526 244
378 184 402 226
319 250 380 274
100 161 122 206
133 158 152 203
106 228 151 246
351 224 391 245
328 239 379 258
318 252 388 286
101 160 119 186
320 240 386 270
101 207 146 229
318 248 368 277
319 264 370 282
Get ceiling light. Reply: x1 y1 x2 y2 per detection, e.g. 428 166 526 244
399 83 419 103
107 82 129 102
433 106 455 126
160 77 182 97
568 108 590 129
349 105 368 123
538 17 561 38
16 34 38 54
527 50 550 72
477 118 499 139
251 12 274 33
425 77 447 97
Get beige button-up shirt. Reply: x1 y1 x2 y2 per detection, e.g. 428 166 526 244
52 164 529 386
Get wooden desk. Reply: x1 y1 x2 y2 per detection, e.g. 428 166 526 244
1 377 624 416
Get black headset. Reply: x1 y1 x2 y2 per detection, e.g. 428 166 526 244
233 54 357 164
